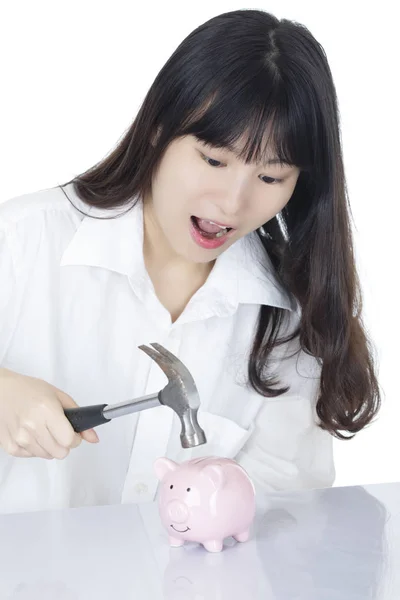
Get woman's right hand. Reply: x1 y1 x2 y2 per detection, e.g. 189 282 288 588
0 367 99 459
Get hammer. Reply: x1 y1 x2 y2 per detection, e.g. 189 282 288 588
63 343 207 448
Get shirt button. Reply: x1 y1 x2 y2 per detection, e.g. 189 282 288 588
134 482 148 494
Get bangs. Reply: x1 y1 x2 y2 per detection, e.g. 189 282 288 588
179 79 315 173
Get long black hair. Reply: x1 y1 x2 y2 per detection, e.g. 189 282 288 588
60 9 381 439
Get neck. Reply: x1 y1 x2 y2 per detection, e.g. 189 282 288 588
142 199 214 321
142 200 211 276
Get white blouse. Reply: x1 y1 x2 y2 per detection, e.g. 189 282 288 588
0 183 335 514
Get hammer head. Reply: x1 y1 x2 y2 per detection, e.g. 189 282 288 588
138 343 207 449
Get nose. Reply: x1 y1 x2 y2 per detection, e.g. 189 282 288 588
215 179 248 219
167 499 189 523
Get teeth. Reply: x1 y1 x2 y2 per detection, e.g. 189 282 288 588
207 220 227 229
203 219 230 238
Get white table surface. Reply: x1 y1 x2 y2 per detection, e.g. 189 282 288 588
0 481 399 599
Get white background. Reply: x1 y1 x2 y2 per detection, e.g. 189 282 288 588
1 1 399 487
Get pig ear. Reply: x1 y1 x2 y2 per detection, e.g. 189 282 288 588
201 464 225 489
153 457 178 481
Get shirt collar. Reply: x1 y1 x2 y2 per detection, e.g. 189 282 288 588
60 184 145 279
60 183 296 318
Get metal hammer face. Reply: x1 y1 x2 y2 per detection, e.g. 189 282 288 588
139 343 207 449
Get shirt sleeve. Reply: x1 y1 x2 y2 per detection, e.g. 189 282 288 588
0 225 20 364
234 312 336 510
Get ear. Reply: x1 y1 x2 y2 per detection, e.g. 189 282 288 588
201 464 225 489
154 457 178 481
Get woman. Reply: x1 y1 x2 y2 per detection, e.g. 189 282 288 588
0 9 380 514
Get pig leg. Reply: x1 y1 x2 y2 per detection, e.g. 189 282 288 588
203 539 224 553
233 530 250 543
169 536 185 547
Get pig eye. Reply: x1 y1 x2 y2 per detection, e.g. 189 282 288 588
170 485 173 489
187 488 191 492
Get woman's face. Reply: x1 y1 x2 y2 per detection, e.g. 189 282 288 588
144 134 300 264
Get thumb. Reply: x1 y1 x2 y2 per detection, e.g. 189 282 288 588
80 429 100 444
56 390 100 444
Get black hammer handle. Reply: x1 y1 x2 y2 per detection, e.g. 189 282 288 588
64 404 110 433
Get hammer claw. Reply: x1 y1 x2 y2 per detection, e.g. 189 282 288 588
149 343 176 366
138 344 176 381
149 343 194 382
139 343 195 386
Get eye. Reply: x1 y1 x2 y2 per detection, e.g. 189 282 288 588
200 148 284 183
259 175 283 185
201 154 223 168
170 484 173 489
187 488 191 492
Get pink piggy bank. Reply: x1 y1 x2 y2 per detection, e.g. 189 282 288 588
154 456 256 552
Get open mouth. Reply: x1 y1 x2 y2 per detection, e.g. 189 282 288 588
190 216 235 249
171 525 190 533
191 216 233 239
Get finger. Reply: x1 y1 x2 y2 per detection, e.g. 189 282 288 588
55 390 99 444
42 397 81 449
70 433 82 449
0 424 32 457
37 425 76 459
80 429 100 444
56 389 79 410
15 428 53 459
47 415 82 450
0 440 33 458
14 447 34 458
24 440 53 460
47 422 82 452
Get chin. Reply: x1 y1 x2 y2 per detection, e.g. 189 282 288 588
187 245 225 264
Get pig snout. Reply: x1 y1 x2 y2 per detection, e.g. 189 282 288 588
167 499 189 524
